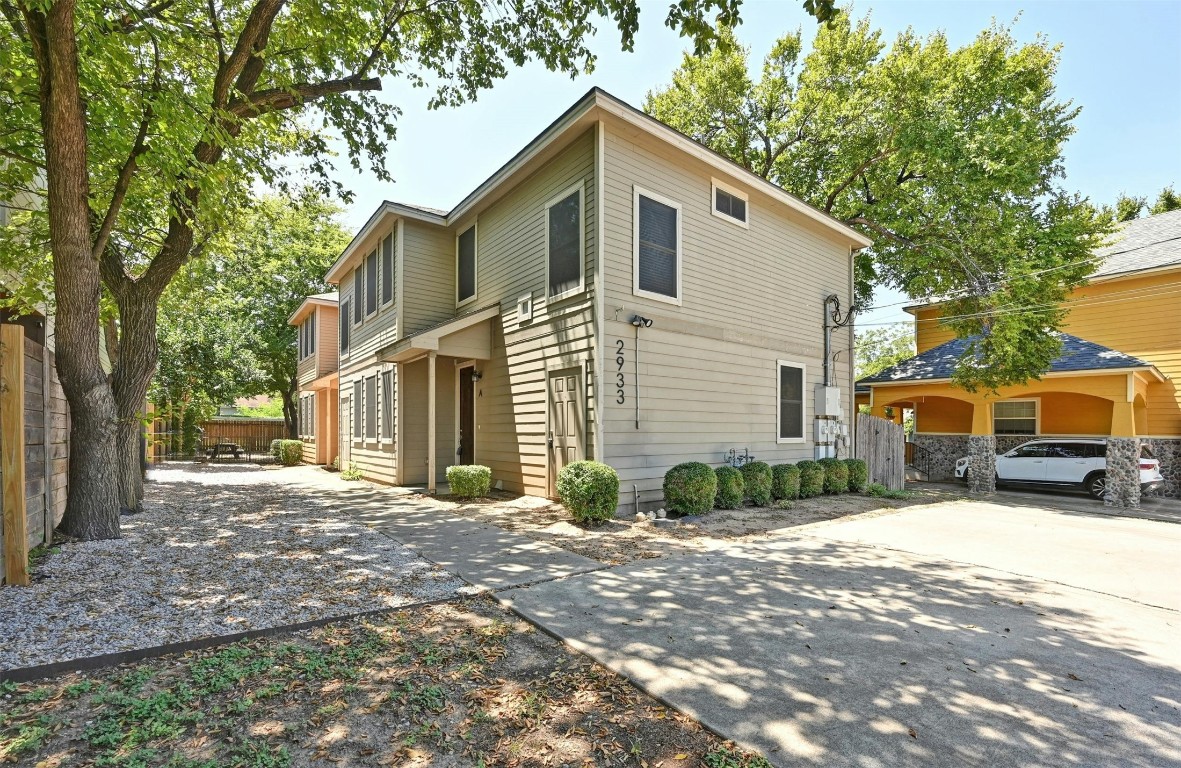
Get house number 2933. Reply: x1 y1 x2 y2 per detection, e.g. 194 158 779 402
615 339 626 404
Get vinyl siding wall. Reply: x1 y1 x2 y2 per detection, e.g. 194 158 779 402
400 222 455 336
600 120 854 510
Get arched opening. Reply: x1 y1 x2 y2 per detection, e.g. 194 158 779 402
1034 391 1115 435
912 396 974 434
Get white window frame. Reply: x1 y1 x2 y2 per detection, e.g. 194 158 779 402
364 375 378 442
380 368 394 444
306 393 315 440
632 186 683 306
711 177 749 228
352 380 362 442
339 298 351 359
364 248 379 319
352 267 363 326
455 222 478 308
516 293 533 323
776 360 807 444
381 231 395 308
993 398 1040 436
544 181 586 301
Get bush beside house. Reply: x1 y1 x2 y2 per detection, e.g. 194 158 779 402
557 461 620 524
739 461 773 506
771 464 801 500
447 465 492 498
818 458 849 494
796 461 825 498
714 466 744 509
275 440 303 466
663 462 718 515
844 459 868 492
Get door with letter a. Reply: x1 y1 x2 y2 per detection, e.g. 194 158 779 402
547 367 585 497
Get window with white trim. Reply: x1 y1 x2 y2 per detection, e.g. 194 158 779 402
994 400 1037 435
365 376 378 441
365 249 378 316
777 361 805 442
339 299 351 355
546 184 583 298
457 225 477 305
712 179 748 226
352 268 362 325
381 369 394 442
381 233 394 306
633 188 681 303
352 381 362 440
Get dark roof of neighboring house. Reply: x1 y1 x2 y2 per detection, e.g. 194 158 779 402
1092 209 1181 279
858 332 1158 385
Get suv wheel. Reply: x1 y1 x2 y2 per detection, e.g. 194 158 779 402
1084 472 1107 500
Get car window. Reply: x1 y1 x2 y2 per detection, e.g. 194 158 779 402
1088 443 1108 459
1049 443 1087 459
1013 444 1051 458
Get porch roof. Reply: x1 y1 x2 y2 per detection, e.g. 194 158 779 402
377 303 500 363
858 332 1163 386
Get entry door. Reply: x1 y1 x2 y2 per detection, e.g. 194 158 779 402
458 365 475 465
547 367 585 497
339 397 351 465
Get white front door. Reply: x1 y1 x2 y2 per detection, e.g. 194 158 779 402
547 367 585 497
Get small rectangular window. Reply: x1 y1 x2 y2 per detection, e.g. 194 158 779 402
365 376 378 440
365 249 378 316
340 300 351 355
353 268 363 324
777 361 805 442
307 393 315 437
308 310 315 356
546 185 583 298
712 180 749 226
457 225 476 305
994 400 1037 435
352 381 362 440
633 188 681 304
381 234 394 305
381 369 393 441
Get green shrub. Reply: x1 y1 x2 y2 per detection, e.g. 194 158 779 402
844 458 868 492
447 465 492 499
866 482 913 500
276 439 303 466
663 462 717 515
739 461 772 506
557 461 620 524
796 460 825 498
714 466 744 510
340 461 363 481
771 464 801 501
269 439 283 459
818 458 849 494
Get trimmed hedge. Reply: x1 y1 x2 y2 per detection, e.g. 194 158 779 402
771 464 801 501
796 460 825 498
447 465 492 499
663 462 717 515
818 458 849 494
844 458 868 492
739 461 773 506
275 439 303 466
557 461 620 524
270 439 283 459
714 466 744 510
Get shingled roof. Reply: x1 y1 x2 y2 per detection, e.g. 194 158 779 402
1093 209 1181 279
858 332 1158 385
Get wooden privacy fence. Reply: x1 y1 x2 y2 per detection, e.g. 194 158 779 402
856 414 905 491
1 324 68 586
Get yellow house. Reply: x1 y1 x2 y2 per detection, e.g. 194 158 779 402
857 209 1180 500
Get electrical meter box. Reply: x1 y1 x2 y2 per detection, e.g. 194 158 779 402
815 385 843 418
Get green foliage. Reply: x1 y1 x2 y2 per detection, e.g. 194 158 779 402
855 324 915 380
340 462 363 481
704 743 773 768
714 466 745 510
865 482 914 500
771 464 801 501
446 465 492 499
646 18 1111 391
236 400 285 419
1150 186 1181 215
556 461 620 524
275 440 303 467
817 458 849 494
739 461 773 506
1105 186 1180 222
796 460 825 498
663 462 718 515
844 459 869 492
269 440 283 459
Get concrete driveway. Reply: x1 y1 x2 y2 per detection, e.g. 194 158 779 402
502 499 1181 767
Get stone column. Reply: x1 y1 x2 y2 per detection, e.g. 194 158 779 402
966 435 997 494
1104 437 1141 509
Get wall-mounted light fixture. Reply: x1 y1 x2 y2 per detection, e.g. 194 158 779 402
470 370 482 383
630 315 653 328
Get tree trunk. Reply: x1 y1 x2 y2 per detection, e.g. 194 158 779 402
110 290 160 513
26 0 122 539
281 385 297 439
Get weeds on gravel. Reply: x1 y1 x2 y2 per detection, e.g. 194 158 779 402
704 743 774 768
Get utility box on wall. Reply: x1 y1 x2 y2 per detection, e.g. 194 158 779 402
815 385 842 418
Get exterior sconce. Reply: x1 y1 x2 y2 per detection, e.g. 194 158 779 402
470 370 483 383
631 315 653 327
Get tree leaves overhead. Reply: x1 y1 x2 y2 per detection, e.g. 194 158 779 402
645 14 1113 391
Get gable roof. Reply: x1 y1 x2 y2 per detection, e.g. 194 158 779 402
287 291 338 326
1092 208 1181 279
858 332 1161 385
326 88 872 283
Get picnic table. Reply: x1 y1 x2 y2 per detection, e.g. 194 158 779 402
206 442 244 460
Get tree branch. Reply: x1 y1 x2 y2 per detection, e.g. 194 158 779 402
845 215 913 246
211 0 285 109
110 0 176 33
824 146 896 213
0 147 44 170
228 75 382 117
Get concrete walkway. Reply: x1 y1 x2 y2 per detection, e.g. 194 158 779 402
502 503 1181 767
323 481 604 591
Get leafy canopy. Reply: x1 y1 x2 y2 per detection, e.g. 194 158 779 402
1106 186 1181 221
855 323 915 380
645 14 1112 391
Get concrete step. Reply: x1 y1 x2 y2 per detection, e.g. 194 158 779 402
905 467 928 482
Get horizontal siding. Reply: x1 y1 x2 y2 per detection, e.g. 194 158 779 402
914 307 955 352
401 221 455 336
316 305 338 378
600 119 853 510
339 223 399 370
399 356 455 485
339 364 398 484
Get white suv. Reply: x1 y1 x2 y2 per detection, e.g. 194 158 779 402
954 439 1165 500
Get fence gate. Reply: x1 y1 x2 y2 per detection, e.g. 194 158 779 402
856 414 905 491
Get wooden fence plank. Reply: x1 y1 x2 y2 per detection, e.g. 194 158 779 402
2 324 29 586
856 414 905 491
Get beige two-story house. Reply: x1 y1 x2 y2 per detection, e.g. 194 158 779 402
289 292 340 466
319 89 870 512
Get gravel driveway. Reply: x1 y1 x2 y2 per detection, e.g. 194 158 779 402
1 464 467 672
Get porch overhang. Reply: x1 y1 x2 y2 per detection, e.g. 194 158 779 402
308 370 339 391
377 303 500 363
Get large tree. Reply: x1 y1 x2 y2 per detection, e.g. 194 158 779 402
854 323 914 380
1108 186 1181 221
1 0 767 540
646 16 1111 393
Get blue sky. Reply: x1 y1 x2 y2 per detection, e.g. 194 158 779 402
324 0 1181 326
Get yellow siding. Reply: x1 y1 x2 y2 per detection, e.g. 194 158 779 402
914 397 973 434
1039 392 1113 435
913 307 955 353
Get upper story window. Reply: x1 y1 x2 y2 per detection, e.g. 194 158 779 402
777 361 805 443
340 299 351 356
633 187 681 305
381 233 394 306
299 311 316 360
365 249 378 316
712 179 749 227
352 267 362 325
457 224 477 306
994 400 1037 435
546 183 584 299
